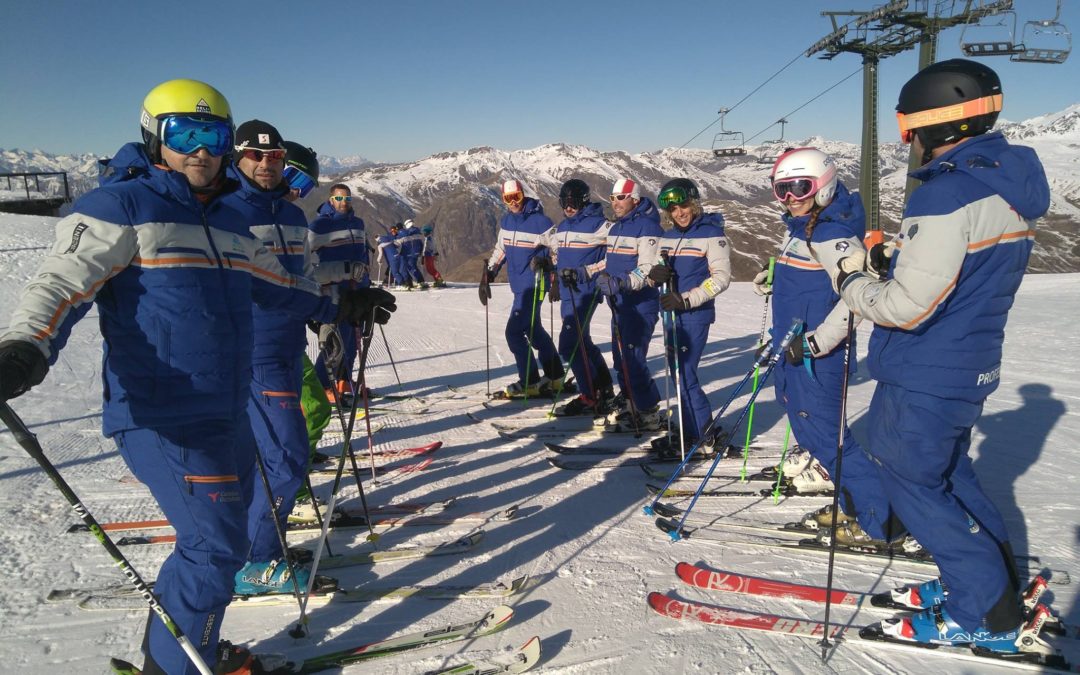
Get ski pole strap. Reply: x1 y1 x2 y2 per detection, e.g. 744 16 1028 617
800 335 816 383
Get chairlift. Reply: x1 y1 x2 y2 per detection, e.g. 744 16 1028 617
1012 0 1071 63
756 119 789 164
960 6 1025 56
711 108 748 158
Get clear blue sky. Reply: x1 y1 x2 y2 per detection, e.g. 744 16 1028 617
2 0 1077 162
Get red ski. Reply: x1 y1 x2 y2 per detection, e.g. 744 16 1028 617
647 592 844 639
675 562 868 607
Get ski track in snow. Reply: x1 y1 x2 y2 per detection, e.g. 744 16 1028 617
0 213 1077 673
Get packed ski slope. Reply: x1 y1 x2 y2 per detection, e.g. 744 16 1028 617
0 212 1077 674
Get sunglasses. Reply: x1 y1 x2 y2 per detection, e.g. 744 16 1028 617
160 116 233 156
611 193 635 202
502 192 524 206
236 148 286 162
283 165 316 198
330 195 352 203
896 93 1002 143
657 186 691 210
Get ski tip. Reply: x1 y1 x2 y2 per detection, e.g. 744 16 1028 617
109 657 141 674
513 635 542 672
487 604 515 629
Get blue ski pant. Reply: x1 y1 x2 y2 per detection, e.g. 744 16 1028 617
667 317 710 440
867 383 1016 631
611 301 661 411
506 289 559 385
559 294 608 399
773 358 893 540
114 419 254 675
246 358 309 562
404 254 424 283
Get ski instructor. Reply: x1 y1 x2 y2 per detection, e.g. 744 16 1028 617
820 60 1050 652
0 79 395 674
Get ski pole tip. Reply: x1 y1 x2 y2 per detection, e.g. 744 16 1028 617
642 506 655 517
668 530 682 543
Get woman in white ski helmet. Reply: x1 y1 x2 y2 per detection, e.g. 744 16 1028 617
756 147 904 548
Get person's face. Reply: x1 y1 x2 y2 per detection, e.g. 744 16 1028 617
669 202 695 228
237 149 285 190
611 194 638 219
503 192 525 214
160 146 221 189
563 205 579 218
329 189 351 214
786 195 815 217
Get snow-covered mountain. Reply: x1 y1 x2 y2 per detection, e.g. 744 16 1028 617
317 154 375 175
0 148 101 203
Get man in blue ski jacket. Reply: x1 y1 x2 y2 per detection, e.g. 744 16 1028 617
481 179 564 398
376 226 402 288
584 178 663 430
308 183 370 399
543 179 613 415
400 219 428 289
824 60 1051 654
0 80 393 675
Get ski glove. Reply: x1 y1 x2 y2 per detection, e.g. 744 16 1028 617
867 241 896 280
785 333 823 365
660 292 689 312
0 340 48 402
548 276 561 303
647 264 672 286
752 264 773 297
479 268 494 306
336 288 397 325
529 256 553 274
595 272 624 298
560 267 587 292
318 324 344 374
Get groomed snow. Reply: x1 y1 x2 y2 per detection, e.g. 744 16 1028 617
0 212 1076 674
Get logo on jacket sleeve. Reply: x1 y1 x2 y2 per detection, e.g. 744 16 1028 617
835 241 849 252
64 223 89 254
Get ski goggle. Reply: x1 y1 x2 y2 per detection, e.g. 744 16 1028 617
160 116 233 156
330 195 352 203
657 185 692 210
772 178 817 202
236 148 286 163
559 194 587 210
896 93 1002 144
283 165 316 197
502 191 524 206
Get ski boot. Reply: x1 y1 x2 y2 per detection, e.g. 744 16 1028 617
798 503 855 532
433 278 447 288
759 446 810 481
419 282 430 290
788 458 834 495
872 578 948 611
609 405 664 432
288 496 330 524
234 558 310 596
864 603 1057 657
556 394 600 417
497 376 551 399
215 640 293 674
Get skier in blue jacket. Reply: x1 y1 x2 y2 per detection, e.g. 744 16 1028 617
647 179 731 456
308 183 370 399
0 80 394 675
581 178 664 430
754 146 899 542
400 219 428 289
822 60 1051 654
481 179 564 398
543 179 614 415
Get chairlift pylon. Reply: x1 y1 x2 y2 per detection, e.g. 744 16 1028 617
960 3 1025 56
711 107 747 158
1011 0 1071 64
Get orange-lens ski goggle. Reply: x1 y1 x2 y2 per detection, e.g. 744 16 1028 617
896 93 1002 144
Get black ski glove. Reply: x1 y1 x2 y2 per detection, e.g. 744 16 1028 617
336 288 397 325
560 267 585 293
318 324 344 373
529 256 552 274
648 265 672 286
595 272 624 298
0 340 49 401
660 292 689 312
867 241 895 280
479 268 494 306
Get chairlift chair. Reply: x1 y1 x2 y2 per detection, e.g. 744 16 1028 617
712 131 747 158
756 119 788 164
960 7 1025 56
1011 0 1071 64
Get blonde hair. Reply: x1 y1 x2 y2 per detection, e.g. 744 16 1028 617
660 199 704 229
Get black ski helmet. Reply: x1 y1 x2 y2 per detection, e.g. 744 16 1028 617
657 177 701 209
559 178 591 210
282 141 319 181
896 58 1002 153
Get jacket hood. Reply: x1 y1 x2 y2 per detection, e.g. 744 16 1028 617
98 142 152 186
617 196 658 224
564 201 605 223
678 211 725 233
912 132 1050 220
782 182 864 238
226 164 290 209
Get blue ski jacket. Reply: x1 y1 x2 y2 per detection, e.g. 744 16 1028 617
548 202 607 304
1 142 336 436
486 197 554 296
589 197 662 311
309 202 369 288
658 212 732 324
839 132 1050 402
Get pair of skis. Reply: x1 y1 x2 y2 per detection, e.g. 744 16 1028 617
111 605 541 673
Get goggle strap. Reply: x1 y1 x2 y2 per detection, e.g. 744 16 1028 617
897 93 1002 135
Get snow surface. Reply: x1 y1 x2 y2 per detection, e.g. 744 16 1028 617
0 212 1077 674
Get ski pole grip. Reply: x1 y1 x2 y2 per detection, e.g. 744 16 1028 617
767 256 776 285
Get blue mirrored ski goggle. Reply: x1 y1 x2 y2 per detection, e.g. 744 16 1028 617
284 165 317 197
160 116 233 157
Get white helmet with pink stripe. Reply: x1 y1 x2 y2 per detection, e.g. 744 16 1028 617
770 147 838 208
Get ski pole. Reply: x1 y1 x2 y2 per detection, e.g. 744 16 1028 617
659 252 684 457
250 449 310 638
546 288 602 415
485 300 491 399
521 271 542 404
0 403 214 675
378 323 402 388
300 475 332 556
657 319 803 541
642 335 778 515
821 311 855 661
644 319 803 521
741 258 774 480
564 281 598 414
770 422 794 504
606 292 641 437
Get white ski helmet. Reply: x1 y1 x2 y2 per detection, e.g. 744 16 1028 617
770 147 838 208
